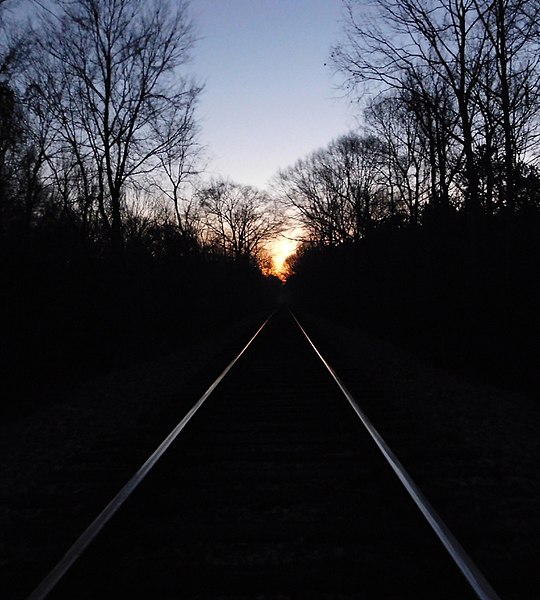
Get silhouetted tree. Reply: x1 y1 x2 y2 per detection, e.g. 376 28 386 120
365 93 428 225
334 0 490 220
475 0 540 211
152 107 203 243
0 23 49 234
0 77 19 230
276 133 390 246
198 179 284 264
32 0 202 256
334 0 540 218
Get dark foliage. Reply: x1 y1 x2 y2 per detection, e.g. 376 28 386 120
0 0 281 419
286 0 540 395
286 207 540 394
1 219 275 419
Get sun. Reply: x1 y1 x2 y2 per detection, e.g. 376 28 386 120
269 237 298 281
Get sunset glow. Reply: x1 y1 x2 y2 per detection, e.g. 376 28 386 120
270 237 298 280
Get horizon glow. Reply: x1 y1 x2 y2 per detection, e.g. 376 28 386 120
190 0 356 268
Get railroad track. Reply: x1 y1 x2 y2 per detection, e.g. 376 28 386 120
26 310 499 599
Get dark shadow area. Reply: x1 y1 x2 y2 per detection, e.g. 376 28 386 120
0 0 286 421
286 207 540 396
1 225 278 421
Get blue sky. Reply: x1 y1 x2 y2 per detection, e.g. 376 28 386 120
190 0 358 190
14 0 357 191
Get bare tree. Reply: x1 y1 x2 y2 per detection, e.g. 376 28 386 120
0 17 44 233
32 0 202 255
276 133 389 246
473 0 540 210
334 0 540 217
365 93 428 224
333 0 488 217
198 179 284 264
152 101 203 241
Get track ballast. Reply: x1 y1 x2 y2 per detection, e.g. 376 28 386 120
29 310 498 599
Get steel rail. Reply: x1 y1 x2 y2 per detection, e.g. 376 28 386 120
27 312 274 600
292 312 500 600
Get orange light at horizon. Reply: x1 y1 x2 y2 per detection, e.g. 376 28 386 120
270 237 298 281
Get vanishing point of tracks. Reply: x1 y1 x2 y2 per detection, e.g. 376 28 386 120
27 310 500 599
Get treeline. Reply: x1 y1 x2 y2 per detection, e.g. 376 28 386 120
281 0 540 391
0 0 280 415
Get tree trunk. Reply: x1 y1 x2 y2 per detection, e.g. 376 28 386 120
495 0 515 212
110 188 124 259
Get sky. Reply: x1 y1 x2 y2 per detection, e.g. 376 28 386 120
189 0 358 191
12 0 359 274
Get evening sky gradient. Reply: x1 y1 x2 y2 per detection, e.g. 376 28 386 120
191 0 356 190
